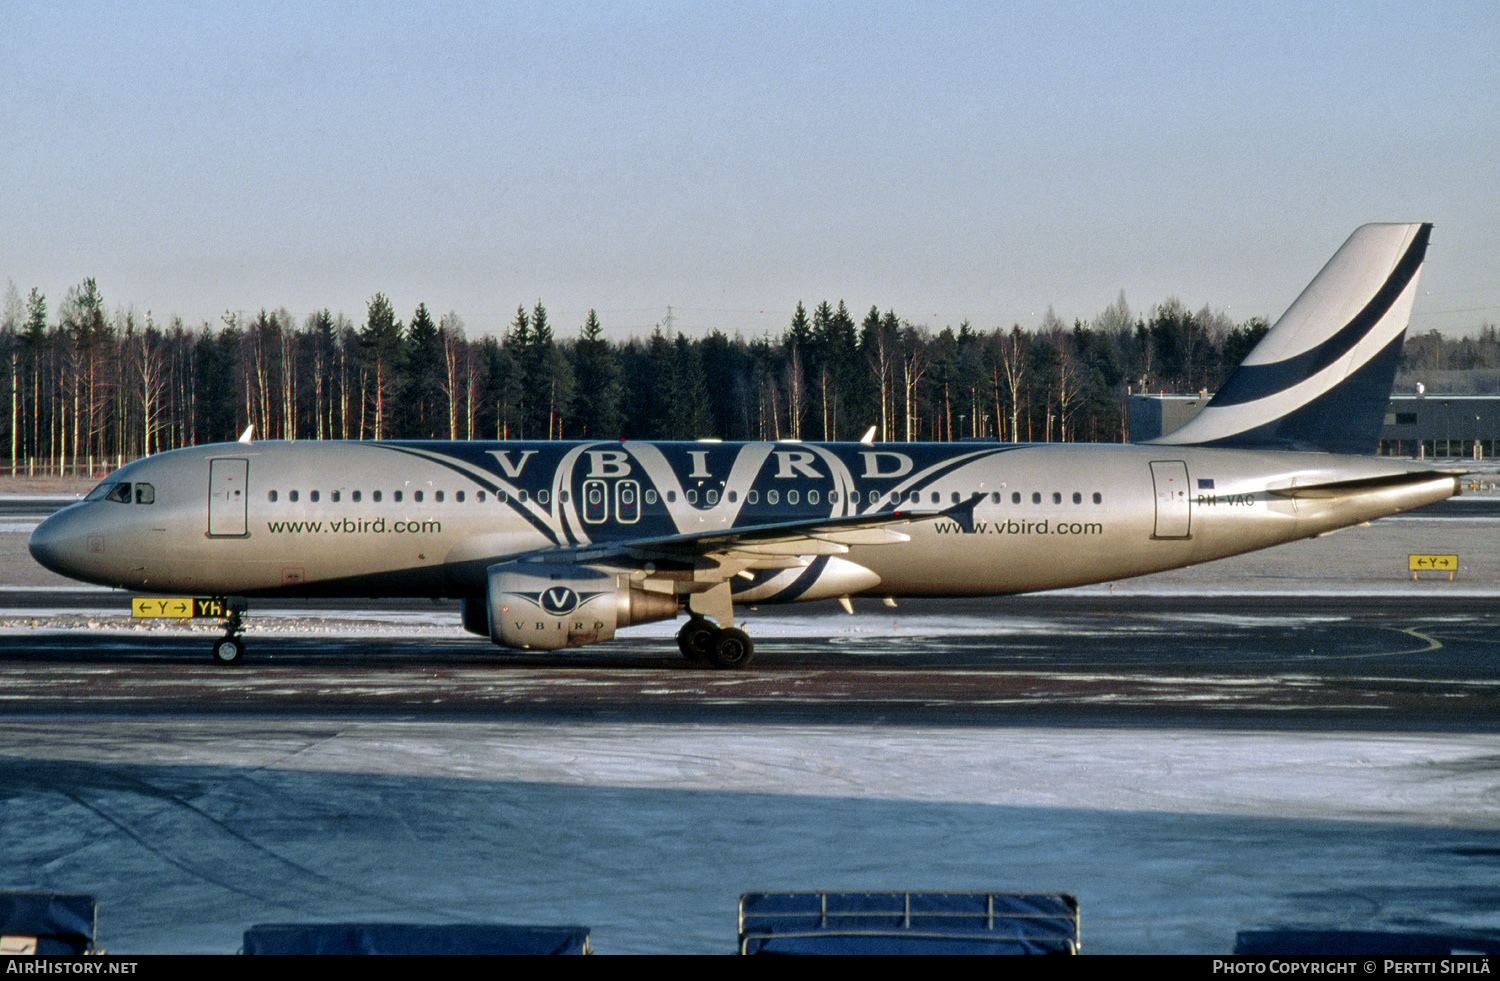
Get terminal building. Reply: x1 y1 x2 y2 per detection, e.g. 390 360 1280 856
1128 394 1500 460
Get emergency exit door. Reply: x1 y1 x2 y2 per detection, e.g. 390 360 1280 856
1149 460 1191 539
209 458 249 536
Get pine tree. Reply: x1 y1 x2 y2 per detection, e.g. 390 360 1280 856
785 302 810 439
360 293 405 439
404 302 445 437
667 334 713 439
568 310 623 437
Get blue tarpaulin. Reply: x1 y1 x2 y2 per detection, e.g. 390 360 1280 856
739 891 1078 955
242 923 591 955
0 893 96 955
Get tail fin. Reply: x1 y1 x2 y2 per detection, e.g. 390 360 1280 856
1151 222 1431 455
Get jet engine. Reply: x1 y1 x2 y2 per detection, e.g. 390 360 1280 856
483 561 679 650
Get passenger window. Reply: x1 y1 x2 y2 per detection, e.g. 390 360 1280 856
476 491 485 502
373 491 382 502
310 490 320 503
353 490 362 503
992 492 1001 503
931 491 940 504
807 490 819 505
518 490 528 503
827 491 835 503
645 489 657 504
767 490 779 505
747 490 758 505
952 492 961 504
268 490 279 503
559 491 569 503
706 489 718 505
1012 492 1021 504
1093 492 1102 504
686 489 698 504
332 490 341 503
1073 492 1082 504
1052 492 1062 504
909 490 921 504
497 491 507 503
134 483 155 504
435 491 444 503
289 490 299 503
538 489 549 505
787 490 799 505
1031 492 1041 504
667 491 677 503
454 491 463 503
728 490 738 503
413 491 423 503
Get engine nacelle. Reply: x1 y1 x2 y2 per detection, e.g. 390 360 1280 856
485 561 679 650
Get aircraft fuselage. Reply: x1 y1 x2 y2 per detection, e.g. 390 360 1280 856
29 438 1457 601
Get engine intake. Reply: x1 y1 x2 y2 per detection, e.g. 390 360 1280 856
484 561 679 650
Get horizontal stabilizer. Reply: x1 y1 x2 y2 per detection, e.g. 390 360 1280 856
1266 470 1460 499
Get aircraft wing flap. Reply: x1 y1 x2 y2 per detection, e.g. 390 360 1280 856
718 539 850 557
808 527 912 546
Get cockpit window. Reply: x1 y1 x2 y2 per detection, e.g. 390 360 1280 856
85 481 154 504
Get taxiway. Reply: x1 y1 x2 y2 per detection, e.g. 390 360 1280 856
1 492 1498 953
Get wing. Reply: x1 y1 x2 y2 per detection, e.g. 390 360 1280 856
495 506 953 622
559 507 943 570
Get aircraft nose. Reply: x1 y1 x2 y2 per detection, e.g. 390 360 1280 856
29 509 86 579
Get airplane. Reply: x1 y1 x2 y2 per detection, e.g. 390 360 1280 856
29 223 1458 668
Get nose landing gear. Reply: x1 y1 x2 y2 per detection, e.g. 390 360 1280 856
210 599 248 666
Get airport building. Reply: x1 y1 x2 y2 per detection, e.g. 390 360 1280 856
1129 393 1500 460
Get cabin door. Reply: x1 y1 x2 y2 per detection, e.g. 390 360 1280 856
1149 460 1191 539
208 458 249 536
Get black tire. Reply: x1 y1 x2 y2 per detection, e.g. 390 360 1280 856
677 618 718 660
708 627 754 669
212 636 244 666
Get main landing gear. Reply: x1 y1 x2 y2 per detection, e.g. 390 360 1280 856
676 616 755 669
211 600 248 666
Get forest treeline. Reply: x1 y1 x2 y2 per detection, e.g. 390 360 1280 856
2 277 1494 475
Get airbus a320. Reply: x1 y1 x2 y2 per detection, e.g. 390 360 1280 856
29 223 1457 667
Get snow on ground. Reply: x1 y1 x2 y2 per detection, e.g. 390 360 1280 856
6 718 1493 829
3 717 1499 953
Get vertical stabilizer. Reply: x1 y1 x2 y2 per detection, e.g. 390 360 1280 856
1152 223 1431 454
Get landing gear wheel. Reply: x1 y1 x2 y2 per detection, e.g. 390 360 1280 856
707 627 754 669
212 636 245 666
677 618 719 661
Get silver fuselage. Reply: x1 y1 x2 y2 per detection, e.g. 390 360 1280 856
29 439 1458 601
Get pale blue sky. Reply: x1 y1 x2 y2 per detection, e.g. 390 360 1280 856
3 1 1497 339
